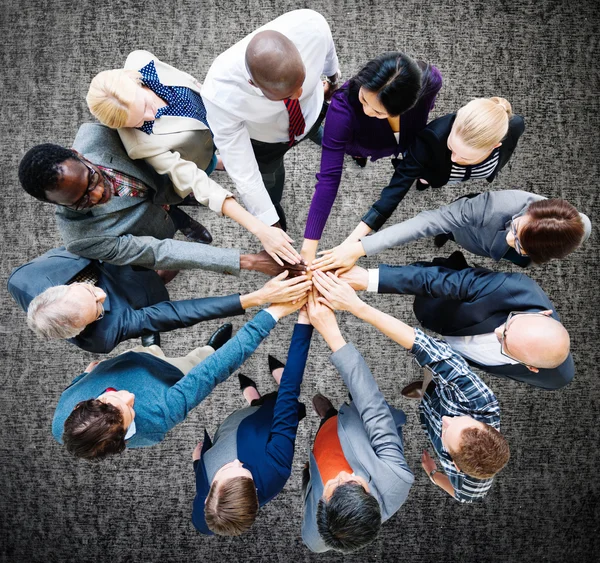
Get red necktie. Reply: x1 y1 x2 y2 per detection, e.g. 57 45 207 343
284 98 305 146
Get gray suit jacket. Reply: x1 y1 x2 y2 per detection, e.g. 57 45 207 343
361 190 591 265
55 123 240 274
301 343 414 553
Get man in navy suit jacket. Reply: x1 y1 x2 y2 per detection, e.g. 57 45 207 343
341 254 573 390
8 247 310 354
191 312 313 536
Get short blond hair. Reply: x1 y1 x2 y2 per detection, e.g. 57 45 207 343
205 476 258 536
453 97 513 150
86 69 143 129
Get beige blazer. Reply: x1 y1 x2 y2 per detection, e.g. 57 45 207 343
118 50 232 214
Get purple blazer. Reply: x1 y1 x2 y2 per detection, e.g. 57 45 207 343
304 65 443 240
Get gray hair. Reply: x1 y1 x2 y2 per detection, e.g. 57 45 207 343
27 285 87 339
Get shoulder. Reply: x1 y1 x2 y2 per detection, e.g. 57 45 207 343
124 50 156 70
507 114 525 137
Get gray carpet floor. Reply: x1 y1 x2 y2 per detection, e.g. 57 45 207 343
1 0 599 562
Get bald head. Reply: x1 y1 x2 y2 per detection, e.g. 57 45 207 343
245 30 305 100
498 312 570 369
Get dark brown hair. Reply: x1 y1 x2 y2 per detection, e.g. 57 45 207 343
205 476 258 536
449 424 510 479
519 199 585 264
62 399 126 460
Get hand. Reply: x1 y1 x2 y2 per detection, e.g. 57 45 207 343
267 295 309 319
338 265 369 291
84 360 101 373
311 241 365 273
421 450 437 477
257 225 302 266
297 305 310 325
192 442 203 461
312 270 363 313
259 271 312 303
242 250 307 278
307 287 337 335
300 239 319 274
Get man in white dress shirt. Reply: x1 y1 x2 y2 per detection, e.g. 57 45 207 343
202 9 341 231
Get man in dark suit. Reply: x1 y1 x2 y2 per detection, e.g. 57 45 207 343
340 254 573 390
8 247 312 354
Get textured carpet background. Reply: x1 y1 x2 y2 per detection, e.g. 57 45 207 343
1 1 599 562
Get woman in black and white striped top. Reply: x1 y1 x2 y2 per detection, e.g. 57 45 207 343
341 97 525 238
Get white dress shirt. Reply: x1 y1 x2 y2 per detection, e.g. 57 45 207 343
202 9 340 225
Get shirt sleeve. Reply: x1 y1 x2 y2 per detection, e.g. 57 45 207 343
203 97 280 226
367 268 380 292
304 94 353 239
266 324 314 471
163 310 276 428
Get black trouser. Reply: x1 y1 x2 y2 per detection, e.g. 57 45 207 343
250 101 328 230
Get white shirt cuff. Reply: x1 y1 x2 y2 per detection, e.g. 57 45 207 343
254 205 281 226
265 308 279 322
367 269 380 292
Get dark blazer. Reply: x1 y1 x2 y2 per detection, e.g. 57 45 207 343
362 112 525 230
378 263 574 390
8 247 244 354
191 323 314 534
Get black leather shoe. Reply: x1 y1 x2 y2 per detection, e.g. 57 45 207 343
179 219 213 244
401 380 424 400
268 355 285 376
434 233 451 248
141 332 160 347
238 373 258 391
207 323 232 351
352 156 367 168
312 393 334 419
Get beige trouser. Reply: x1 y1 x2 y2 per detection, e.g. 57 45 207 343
125 344 215 375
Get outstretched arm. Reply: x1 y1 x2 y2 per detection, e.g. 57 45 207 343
312 270 416 350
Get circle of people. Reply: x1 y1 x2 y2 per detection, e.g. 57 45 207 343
10 9 591 554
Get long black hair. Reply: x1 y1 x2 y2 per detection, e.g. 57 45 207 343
347 52 427 116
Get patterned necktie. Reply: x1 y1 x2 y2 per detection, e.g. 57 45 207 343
284 98 305 146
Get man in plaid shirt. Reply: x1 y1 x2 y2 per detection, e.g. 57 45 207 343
311 269 510 503
410 329 509 502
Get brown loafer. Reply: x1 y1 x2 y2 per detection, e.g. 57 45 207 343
401 380 424 400
312 393 334 418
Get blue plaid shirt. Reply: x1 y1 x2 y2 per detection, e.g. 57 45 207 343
411 328 501 503
137 60 209 134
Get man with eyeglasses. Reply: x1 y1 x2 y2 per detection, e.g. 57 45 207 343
337 252 574 390
17 126 306 278
8 247 312 354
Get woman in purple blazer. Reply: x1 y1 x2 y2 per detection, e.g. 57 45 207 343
301 52 442 263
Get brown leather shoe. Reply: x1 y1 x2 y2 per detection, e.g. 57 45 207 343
401 380 424 400
312 393 334 418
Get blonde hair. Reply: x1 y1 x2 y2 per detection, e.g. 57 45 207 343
453 97 513 150
205 477 258 536
86 69 143 129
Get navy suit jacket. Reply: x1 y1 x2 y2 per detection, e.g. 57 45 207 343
8 247 244 354
378 263 574 390
192 323 313 534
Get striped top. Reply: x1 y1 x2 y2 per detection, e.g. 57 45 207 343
448 147 500 184
411 328 500 503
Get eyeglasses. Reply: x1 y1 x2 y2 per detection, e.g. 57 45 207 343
74 283 104 321
68 160 100 211
500 311 547 364
510 221 524 256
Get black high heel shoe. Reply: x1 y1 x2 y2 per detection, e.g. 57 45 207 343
238 373 257 392
268 355 285 376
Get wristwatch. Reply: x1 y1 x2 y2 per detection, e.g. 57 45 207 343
325 70 342 87
429 468 439 482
